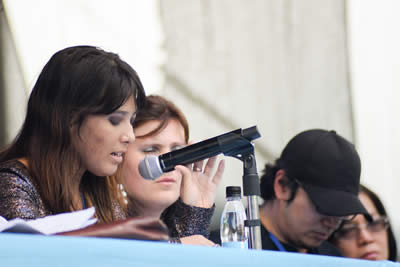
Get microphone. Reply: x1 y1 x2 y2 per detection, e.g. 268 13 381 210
138 126 261 180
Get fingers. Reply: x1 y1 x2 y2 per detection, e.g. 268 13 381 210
203 156 217 177
186 163 193 170
203 156 225 185
174 165 191 180
192 160 204 173
212 159 225 185
177 156 225 182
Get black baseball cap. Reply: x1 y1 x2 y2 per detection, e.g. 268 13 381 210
279 129 370 219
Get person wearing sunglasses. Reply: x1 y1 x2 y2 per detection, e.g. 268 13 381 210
258 129 371 255
329 185 397 261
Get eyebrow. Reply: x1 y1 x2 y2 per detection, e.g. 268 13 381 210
138 141 185 147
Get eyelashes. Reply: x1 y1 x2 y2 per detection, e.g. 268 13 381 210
109 116 122 126
130 113 137 126
108 112 137 127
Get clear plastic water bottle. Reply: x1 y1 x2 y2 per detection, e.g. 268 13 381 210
220 186 248 249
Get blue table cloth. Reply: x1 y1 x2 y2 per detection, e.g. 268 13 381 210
0 233 398 267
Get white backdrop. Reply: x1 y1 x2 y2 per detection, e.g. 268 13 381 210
3 0 164 94
3 0 400 244
348 0 400 238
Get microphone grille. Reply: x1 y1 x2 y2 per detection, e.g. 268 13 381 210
138 155 163 180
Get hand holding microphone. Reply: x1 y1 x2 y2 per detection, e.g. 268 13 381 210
176 155 225 208
138 126 261 180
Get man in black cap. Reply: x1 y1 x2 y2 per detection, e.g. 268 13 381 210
259 129 370 255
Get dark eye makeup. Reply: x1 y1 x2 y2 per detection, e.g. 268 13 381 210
108 115 122 126
130 113 137 126
108 110 136 127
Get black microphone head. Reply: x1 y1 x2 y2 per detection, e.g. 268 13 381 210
242 126 261 141
138 155 163 180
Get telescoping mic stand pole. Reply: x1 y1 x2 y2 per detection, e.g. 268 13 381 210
241 151 262 250
219 126 262 250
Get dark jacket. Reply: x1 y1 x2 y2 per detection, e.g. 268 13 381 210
261 223 343 256
210 223 343 256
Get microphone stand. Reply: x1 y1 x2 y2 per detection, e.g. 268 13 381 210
219 126 261 250
229 146 262 250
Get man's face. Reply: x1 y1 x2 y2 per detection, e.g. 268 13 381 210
277 183 343 250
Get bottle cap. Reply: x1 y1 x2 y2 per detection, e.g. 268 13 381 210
226 186 241 198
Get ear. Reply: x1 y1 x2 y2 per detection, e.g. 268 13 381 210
273 169 292 201
70 122 80 140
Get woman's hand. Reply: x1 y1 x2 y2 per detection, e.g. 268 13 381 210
175 156 225 208
179 235 216 246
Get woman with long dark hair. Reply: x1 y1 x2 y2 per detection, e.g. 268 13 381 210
0 45 145 223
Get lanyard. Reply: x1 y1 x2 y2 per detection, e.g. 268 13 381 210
269 233 287 252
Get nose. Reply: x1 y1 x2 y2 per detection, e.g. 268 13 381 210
121 125 135 144
358 227 374 245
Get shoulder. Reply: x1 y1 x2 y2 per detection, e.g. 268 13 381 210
260 224 298 252
0 159 36 189
260 224 280 251
0 159 30 176
0 159 49 220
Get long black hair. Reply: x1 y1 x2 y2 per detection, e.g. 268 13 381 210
360 185 397 261
0 46 146 222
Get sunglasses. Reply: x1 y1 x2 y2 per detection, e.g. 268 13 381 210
333 216 389 240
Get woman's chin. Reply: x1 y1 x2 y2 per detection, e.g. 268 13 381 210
155 195 180 209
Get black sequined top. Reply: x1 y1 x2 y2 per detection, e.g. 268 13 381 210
0 159 125 220
162 199 215 238
0 159 215 239
0 160 51 220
